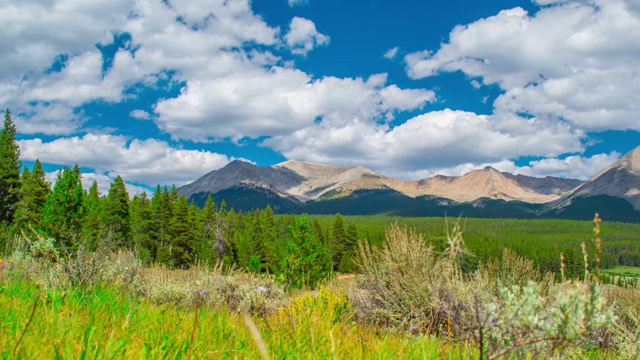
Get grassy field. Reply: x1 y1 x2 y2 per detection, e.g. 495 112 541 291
2 218 640 359
0 274 470 359
603 266 640 277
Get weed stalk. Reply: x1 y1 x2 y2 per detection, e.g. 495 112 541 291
13 291 41 357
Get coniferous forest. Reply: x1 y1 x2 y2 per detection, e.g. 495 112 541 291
3 108 640 284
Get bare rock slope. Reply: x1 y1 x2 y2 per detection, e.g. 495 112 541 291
555 145 640 210
179 159 583 204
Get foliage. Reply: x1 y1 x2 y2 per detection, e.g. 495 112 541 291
14 160 50 231
0 109 21 225
281 215 333 289
102 175 130 249
41 166 85 251
468 282 614 359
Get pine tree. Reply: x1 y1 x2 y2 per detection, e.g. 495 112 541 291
197 194 219 264
311 218 326 245
234 211 255 270
152 186 174 265
130 192 155 263
338 223 359 273
14 160 51 231
259 205 281 274
330 213 347 271
42 166 85 251
169 195 196 268
102 175 130 249
0 109 22 225
82 181 102 251
281 215 332 289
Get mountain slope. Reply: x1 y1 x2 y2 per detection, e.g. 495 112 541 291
554 146 640 211
393 167 580 203
179 159 582 205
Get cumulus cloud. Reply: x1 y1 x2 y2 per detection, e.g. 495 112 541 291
1 0 281 135
284 17 330 56
506 152 621 180
19 134 234 186
45 170 150 197
389 152 620 181
154 72 435 141
4 0 629 182
264 109 585 179
130 109 152 120
405 0 640 131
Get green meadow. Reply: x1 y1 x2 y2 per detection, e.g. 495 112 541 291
3 215 640 359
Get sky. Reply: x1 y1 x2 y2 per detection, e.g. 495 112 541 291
3 0 640 195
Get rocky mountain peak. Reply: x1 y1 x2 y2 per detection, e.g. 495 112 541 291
555 145 640 210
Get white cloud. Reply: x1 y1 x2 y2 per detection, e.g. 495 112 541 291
287 0 309 8
284 17 330 56
130 109 152 120
383 47 399 60
45 170 150 198
0 0 282 135
264 109 585 179
507 152 621 180
154 72 435 141
19 134 234 186
404 0 640 131
389 152 620 181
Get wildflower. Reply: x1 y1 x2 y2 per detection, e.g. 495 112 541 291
256 286 268 293
410 325 419 331
0 259 4 270
200 289 208 296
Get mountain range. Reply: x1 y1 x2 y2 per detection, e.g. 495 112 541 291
178 146 640 222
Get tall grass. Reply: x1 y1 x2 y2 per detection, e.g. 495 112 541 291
0 275 471 359
1 218 637 359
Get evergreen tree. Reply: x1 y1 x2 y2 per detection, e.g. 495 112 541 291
130 192 155 263
259 205 281 274
311 218 326 245
330 213 347 271
153 186 175 265
14 160 51 231
169 195 196 268
42 166 85 251
197 194 219 264
281 215 332 289
102 175 130 249
0 109 22 224
338 223 359 273
82 181 102 251
234 211 255 270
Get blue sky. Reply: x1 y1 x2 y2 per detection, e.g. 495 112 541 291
3 0 640 194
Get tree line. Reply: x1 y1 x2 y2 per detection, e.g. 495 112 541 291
0 109 360 288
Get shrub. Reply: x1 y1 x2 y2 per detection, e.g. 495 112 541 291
467 281 615 359
350 222 475 332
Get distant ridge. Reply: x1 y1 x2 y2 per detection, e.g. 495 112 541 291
179 159 581 205
178 148 640 221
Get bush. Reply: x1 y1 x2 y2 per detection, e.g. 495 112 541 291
350 222 475 332
467 281 615 359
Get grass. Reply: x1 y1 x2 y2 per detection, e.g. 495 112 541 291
0 278 472 359
2 217 638 359
603 266 640 278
